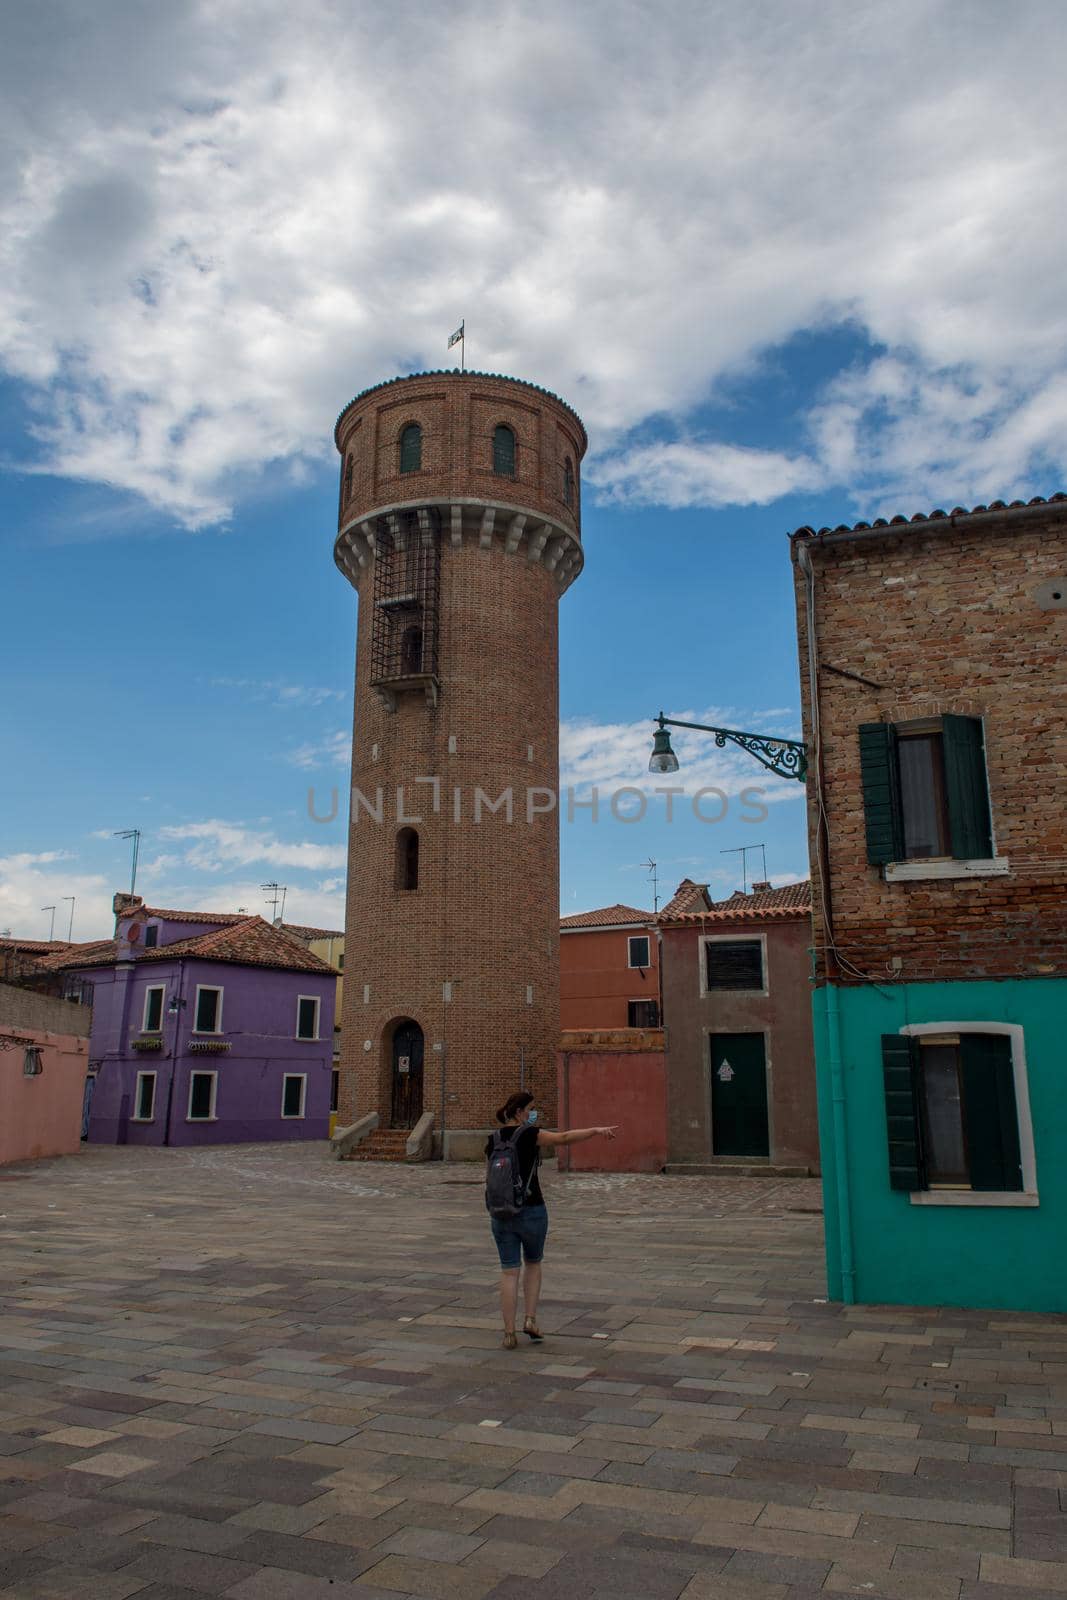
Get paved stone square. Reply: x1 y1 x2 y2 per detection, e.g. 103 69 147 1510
1 1144 1066 1599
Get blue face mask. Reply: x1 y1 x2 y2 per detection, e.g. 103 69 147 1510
526 1108 539 1124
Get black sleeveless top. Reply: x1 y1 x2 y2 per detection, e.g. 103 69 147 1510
484 1123 544 1207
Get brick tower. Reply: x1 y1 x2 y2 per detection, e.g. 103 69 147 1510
333 370 586 1143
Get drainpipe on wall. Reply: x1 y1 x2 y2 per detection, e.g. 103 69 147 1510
824 982 855 1304
797 539 856 1306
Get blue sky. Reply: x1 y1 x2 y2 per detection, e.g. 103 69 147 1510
3 1 1066 940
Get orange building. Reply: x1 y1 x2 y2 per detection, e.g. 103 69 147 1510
560 880 712 1031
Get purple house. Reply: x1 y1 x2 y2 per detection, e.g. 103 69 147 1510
39 895 337 1146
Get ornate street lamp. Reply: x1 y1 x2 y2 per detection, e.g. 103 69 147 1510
648 712 807 783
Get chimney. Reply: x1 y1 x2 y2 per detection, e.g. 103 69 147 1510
113 892 143 917
751 881 772 893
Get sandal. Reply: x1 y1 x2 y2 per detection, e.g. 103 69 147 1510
523 1317 544 1342
502 1329 518 1350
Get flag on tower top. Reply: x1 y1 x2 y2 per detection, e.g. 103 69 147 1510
447 322 464 349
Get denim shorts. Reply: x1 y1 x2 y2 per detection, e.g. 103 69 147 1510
490 1203 549 1270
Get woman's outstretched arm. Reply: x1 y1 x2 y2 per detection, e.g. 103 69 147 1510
536 1125 617 1147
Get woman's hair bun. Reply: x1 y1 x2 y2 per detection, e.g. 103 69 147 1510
497 1090 534 1124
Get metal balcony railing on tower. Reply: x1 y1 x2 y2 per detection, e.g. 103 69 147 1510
369 507 442 708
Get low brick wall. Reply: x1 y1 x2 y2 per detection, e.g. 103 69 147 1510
557 1032 667 1172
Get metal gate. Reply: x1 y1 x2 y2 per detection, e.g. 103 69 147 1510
390 1020 425 1128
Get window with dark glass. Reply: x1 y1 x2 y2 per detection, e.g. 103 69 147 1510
399 423 422 474
337 953 344 971
395 827 419 891
400 624 423 675
282 1074 305 1118
493 424 516 476
142 985 164 1032
144 925 158 947
859 715 993 866
296 996 319 1040
704 940 764 991
135 1072 156 1120
188 1072 215 1120
628 999 660 1028
330 1070 339 1112
195 987 222 1033
882 1032 1022 1192
627 934 650 969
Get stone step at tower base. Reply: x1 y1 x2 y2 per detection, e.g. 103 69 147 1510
345 1129 414 1163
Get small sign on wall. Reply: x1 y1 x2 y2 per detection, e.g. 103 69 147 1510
716 1059 735 1083
397 1055 411 1076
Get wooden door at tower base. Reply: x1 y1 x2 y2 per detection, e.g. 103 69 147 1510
391 1021 424 1128
710 1032 769 1157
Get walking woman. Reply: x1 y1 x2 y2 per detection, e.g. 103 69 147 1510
486 1090 617 1349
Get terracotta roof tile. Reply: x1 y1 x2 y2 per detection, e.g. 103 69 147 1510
658 880 812 924
37 919 335 977
791 494 1067 542
560 903 652 931
659 879 713 918
278 922 345 941
0 938 74 954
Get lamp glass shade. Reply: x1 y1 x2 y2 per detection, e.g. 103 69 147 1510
649 726 680 774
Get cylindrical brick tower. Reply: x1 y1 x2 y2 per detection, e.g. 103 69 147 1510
332 370 586 1141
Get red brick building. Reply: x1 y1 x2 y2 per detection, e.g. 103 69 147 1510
334 370 586 1135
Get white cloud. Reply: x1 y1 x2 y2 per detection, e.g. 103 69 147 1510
2 1 1066 524
157 819 345 873
287 730 352 770
590 441 823 510
209 677 345 708
0 852 110 942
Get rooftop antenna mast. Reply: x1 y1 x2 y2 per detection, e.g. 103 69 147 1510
114 829 141 894
720 842 767 896
41 905 56 941
261 882 288 924
644 857 659 913
62 896 76 941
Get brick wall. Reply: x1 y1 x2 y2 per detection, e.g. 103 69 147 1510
792 508 1067 983
336 373 586 1130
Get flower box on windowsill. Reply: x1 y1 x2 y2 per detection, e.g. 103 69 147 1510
131 1036 163 1051
188 1039 230 1054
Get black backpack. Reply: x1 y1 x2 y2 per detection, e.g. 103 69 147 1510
485 1127 538 1219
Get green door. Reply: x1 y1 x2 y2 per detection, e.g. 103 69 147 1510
710 1032 769 1157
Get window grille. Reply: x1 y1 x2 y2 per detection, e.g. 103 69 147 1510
370 511 441 687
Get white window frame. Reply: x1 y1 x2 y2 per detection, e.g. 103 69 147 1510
699 932 769 998
186 1070 218 1121
142 984 166 1034
281 1073 307 1119
193 985 224 1035
133 1071 157 1122
295 994 320 1041
901 1021 1038 1208
627 934 651 970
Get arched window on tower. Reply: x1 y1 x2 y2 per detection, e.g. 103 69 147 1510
563 456 575 508
343 454 354 504
399 423 422 474
395 827 419 891
400 624 423 676
493 424 516 477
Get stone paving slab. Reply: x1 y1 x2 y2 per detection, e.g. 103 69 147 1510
0 1142 1066 1598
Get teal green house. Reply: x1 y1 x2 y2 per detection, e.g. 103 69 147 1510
792 497 1067 1315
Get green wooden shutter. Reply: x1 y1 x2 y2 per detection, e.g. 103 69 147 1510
961 1033 1022 1191
859 723 904 865
942 715 993 860
881 1034 924 1191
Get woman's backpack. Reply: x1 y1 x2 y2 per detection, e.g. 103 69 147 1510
485 1127 537 1219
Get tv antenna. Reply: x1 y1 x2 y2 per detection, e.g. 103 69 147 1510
644 857 659 913
62 896 76 941
719 842 767 895
114 829 141 894
261 882 288 923
41 905 56 940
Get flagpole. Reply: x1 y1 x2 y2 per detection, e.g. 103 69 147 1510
461 320 465 373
